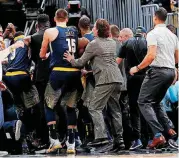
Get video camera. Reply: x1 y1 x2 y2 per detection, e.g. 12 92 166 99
68 0 81 18
67 0 81 27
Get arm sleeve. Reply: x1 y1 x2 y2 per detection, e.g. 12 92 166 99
146 32 157 47
70 42 95 67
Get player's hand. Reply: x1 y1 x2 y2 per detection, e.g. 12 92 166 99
13 41 24 49
0 82 7 91
63 51 74 62
129 66 139 76
81 69 88 76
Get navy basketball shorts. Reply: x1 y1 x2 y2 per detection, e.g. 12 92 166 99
45 71 83 109
3 74 40 109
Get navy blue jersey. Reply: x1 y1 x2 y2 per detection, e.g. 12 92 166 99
50 26 78 69
6 43 31 72
84 32 94 42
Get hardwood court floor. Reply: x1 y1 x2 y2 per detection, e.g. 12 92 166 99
5 153 179 158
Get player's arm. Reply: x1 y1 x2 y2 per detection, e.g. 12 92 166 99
40 30 50 59
23 36 31 46
78 37 89 49
0 41 24 61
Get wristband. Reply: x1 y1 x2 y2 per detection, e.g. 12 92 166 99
136 66 141 71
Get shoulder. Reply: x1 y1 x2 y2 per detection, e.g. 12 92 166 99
45 28 58 34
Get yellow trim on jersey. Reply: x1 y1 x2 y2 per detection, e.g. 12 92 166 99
14 35 25 42
5 71 27 76
53 67 80 72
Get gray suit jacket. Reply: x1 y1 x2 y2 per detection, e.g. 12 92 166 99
70 37 124 86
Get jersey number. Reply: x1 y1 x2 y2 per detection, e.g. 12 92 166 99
66 39 76 54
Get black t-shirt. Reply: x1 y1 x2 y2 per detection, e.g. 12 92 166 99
31 30 50 83
118 35 148 77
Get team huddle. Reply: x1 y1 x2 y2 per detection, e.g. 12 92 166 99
0 7 178 155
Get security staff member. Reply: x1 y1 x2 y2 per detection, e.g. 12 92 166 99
117 26 148 150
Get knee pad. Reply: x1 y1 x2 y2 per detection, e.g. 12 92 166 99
67 107 77 126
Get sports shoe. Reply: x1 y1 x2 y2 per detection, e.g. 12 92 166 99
87 138 109 147
168 129 177 139
129 139 143 150
66 140 76 154
168 139 179 150
15 120 22 141
147 133 166 149
0 151 8 156
46 136 62 153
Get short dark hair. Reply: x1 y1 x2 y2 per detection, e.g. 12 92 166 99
78 15 90 30
167 24 176 34
37 14 49 24
155 7 167 22
14 31 24 38
110 25 120 38
55 9 68 22
96 19 110 38
37 14 50 28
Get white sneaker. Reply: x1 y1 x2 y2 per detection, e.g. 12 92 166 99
66 140 76 154
0 151 8 156
15 120 22 141
46 136 62 153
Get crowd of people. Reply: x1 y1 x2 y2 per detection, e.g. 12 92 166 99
0 6 178 156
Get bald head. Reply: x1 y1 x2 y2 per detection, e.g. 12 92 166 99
119 28 133 43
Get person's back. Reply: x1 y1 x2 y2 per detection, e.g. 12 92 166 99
148 25 178 69
31 31 44 64
88 37 123 85
40 9 83 154
6 37 30 72
122 35 147 76
50 26 78 69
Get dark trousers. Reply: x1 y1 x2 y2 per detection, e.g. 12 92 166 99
127 74 145 140
35 81 49 144
138 67 175 135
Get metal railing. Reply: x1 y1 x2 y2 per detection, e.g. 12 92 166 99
25 1 179 36
141 4 179 35
141 4 159 31
80 0 142 30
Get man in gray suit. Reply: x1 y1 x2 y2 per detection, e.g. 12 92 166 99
64 19 125 149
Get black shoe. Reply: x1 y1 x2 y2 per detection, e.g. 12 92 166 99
110 142 125 153
87 138 109 147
